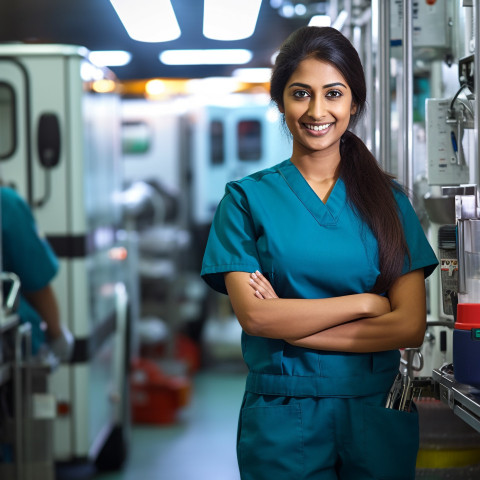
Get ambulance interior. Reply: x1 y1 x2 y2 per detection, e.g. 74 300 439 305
0 1 480 479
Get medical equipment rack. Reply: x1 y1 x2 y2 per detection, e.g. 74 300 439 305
432 367 480 435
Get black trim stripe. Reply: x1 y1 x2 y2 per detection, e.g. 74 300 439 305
70 311 117 364
46 234 89 258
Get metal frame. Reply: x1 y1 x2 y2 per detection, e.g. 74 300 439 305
401 0 414 192
371 0 391 171
475 0 480 187
432 367 480 435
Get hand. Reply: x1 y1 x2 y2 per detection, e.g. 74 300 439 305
49 325 75 363
249 271 279 299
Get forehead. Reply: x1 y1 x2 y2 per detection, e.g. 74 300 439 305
287 57 349 88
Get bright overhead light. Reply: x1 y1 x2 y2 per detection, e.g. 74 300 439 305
280 4 295 18
89 50 132 67
92 79 117 93
186 77 241 95
232 67 272 83
294 4 307 16
110 0 180 42
80 62 105 82
308 15 331 27
159 49 253 65
203 0 262 40
145 79 167 97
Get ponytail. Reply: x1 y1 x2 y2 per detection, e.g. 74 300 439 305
340 131 410 293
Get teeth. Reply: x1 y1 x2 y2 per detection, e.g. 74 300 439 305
305 123 331 131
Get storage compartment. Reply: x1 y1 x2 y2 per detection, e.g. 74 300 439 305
453 303 480 388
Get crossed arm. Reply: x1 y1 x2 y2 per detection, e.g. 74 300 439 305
224 269 427 353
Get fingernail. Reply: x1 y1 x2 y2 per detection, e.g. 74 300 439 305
255 270 261 275
251 272 257 279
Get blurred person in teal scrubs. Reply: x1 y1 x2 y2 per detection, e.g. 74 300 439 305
1 186 73 362
201 26 438 479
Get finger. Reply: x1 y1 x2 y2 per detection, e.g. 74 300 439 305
251 271 270 289
249 278 270 299
250 271 279 299
257 284 277 299
250 275 270 294
257 279 277 298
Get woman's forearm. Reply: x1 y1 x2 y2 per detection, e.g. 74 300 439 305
286 269 427 352
286 311 423 352
225 271 390 339
24 285 62 339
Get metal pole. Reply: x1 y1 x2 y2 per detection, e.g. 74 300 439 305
402 0 414 192
372 0 391 171
475 0 480 188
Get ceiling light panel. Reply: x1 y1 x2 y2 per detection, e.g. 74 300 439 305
89 50 132 67
159 49 253 65
110 0 180 42
203 0 262 41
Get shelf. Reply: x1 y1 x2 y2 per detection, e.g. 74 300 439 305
432 367 480 434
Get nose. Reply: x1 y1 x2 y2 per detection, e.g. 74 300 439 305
307 96 326 121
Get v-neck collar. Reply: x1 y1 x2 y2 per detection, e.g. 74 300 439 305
277 159 347 226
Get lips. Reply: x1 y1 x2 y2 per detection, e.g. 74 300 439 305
304 122 332 132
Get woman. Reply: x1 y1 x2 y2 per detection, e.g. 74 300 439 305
201 26 438 480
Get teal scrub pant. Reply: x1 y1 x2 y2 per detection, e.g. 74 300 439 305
237 391 419 480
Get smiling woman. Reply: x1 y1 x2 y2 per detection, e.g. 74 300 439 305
201 26 438 480
280 59 357 186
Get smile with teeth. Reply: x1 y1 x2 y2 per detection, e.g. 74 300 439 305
304 123 332 132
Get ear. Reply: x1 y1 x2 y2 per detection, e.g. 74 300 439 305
350 102 357 115
278 103 285 114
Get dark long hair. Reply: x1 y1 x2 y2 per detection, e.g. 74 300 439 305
270 26 409 294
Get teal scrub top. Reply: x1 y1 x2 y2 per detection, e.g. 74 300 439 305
1 187 59 354
201 159 438 397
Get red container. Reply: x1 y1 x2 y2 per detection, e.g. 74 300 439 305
453 303 480 388
130 358 191 424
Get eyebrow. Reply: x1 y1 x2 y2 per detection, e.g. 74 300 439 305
287 81 347 89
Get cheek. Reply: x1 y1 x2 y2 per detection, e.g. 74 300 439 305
337 105 353 121
284 111 299 130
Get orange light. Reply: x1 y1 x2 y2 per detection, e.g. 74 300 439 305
92 78 117 93
108 246 128 261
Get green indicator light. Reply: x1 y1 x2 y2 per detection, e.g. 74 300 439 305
472 329 480 341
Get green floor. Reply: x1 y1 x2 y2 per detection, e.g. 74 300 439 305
95 369 245 480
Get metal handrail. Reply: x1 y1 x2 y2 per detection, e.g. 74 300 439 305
372 0 391 171
402 0 414 192
475 0 480 187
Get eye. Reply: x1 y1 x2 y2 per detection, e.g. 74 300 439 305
326 89 342 99
292 89 310 99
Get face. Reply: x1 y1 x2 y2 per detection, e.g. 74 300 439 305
280 57 357 158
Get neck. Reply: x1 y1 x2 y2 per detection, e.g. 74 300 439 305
291 151 341 184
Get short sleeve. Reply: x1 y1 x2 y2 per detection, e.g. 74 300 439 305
395 189 438 279
1 187 59 291
201 183 261 294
